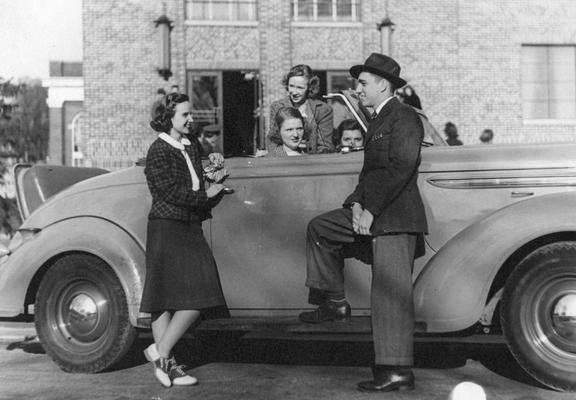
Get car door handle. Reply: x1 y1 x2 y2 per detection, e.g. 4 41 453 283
511 191 534 198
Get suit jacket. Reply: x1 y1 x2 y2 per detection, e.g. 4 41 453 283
344 97 428 235
145 137 221 222
267 96 334 153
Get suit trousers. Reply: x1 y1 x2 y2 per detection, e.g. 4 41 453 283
305 208 417 366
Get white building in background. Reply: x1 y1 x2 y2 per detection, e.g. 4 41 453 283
42 61 84 166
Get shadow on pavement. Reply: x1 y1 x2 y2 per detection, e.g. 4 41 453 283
2 331 551 391
6 335 45 354
469 344 547 390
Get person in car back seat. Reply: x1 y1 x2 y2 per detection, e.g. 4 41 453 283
268 107 306 157
333 119 364 152
267 64 334 154
141 92 227 388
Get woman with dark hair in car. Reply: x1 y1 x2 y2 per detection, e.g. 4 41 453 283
267 64 334 154
142 92 227 388
333 119 364 152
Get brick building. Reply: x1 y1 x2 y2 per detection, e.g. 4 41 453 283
82 0 576 168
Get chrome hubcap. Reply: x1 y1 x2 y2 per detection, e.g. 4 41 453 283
552 293 576 345
52 281 110 350
524 276 576 360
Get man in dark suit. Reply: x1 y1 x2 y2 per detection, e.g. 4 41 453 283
299 53 428 392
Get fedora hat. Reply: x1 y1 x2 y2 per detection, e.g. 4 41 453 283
350 53 407 88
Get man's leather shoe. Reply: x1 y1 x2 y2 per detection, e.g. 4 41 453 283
298 302 351 323
357 367 415 392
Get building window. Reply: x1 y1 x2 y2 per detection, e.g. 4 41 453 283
521 45 576 120
292 0 360 22
327 71 356 94
186 0 257 21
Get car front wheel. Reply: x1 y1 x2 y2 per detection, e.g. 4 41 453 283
501 242 576 391
35 254 137 373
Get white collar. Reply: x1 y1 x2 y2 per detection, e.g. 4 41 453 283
283 144 302 156
374 96 394 116
159 132 192 150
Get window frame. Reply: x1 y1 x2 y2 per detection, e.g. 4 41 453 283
185 0 258 26
291 0 361 25
521 44 576 125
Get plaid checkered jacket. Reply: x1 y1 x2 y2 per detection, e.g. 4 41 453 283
145 137 217 222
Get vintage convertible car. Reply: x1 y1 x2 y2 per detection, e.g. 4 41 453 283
1 130 576 391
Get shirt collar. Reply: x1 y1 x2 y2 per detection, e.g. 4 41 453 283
159 132 192 150
374 96 395 116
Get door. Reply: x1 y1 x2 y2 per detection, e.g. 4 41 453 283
187 70 262 157
187 71 224 154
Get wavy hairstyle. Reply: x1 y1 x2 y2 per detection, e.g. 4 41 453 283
282 64 321 99
150 92 190 133
269 106 305 146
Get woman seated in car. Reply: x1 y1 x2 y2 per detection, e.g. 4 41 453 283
333 119 364 152
267 64 334 154
268 107 306 157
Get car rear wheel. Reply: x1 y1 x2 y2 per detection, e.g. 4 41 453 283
501 242 576 391
35 254 137 373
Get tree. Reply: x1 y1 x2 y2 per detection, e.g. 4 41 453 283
0 77 49 166
0 77 47 237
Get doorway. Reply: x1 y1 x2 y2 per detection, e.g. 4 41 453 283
186 70 261 157
222 71 260 156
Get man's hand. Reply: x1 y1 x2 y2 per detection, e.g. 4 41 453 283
356 209 374 236
206 183 225 198
351 203 363 233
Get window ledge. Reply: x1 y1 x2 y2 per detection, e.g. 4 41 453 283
185 20 258 27
291 21 363 28
524 119 576 125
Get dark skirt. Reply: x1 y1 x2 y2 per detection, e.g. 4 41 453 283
140 218 226 313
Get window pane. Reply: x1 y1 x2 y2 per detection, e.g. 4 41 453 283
317 0 333 20
337 0 352 18
330 74 356 92
522 82 548 100
551 101 576 119
212 0 228 20
521 45 576 119
236 2 254 20
188 2 209 19
295 0 314 20
192 76 219 109
523 100 549 119
186 0 256 21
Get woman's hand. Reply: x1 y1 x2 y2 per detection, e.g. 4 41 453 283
206 183 225 198
208 153 224 168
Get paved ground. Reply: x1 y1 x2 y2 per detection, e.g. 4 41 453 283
1 329 575 400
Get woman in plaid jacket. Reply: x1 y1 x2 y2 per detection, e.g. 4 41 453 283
140 92 227 388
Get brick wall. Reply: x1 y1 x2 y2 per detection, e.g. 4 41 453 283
83 0 576 168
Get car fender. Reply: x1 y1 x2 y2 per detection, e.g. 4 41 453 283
414 191 576 333
0 216 145 326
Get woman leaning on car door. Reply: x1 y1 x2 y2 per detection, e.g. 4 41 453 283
141 92 227 388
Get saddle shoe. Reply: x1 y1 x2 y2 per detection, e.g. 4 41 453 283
144 343 172 388
168 357 198 386
298 301 351 324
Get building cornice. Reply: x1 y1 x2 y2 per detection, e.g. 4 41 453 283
42 77 84 108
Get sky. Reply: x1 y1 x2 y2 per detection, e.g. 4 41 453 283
0 0 83 81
